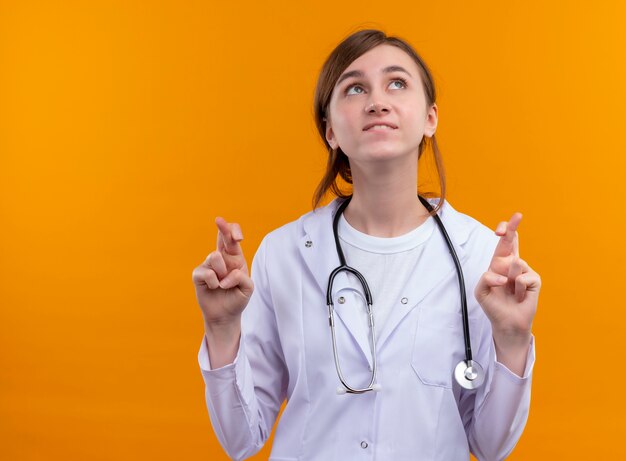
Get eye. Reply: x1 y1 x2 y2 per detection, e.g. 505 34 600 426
389 78 408 89
344 77 408 96
345 84 364 96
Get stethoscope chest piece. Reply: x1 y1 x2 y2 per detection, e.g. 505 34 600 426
454 360 485 390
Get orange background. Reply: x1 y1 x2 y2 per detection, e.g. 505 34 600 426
1 1 625 460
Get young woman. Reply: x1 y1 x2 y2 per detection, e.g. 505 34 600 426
192 29 540 461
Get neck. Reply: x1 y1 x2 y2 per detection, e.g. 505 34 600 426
344 156 431 237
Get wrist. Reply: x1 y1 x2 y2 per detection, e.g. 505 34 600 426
204 315 241 340
492 331 532 377
492 328 531 352
204 318 242 369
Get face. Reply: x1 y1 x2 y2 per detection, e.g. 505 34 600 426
325 44 438 165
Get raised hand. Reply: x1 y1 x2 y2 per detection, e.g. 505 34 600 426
474 213 541 373
192 217 254 327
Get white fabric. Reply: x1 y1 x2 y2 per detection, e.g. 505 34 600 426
337 212 435 340
198 198 536 461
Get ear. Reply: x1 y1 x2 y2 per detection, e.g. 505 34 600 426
424 103 438 138
324 118 338 150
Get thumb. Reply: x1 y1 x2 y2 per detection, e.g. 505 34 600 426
219 268 254 298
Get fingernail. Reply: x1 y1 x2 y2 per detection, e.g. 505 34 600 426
498 276 508 284
232 225 243 241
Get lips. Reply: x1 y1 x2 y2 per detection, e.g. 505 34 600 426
362 122 398 131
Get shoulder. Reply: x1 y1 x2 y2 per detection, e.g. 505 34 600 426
428 197 499 256
257 199 338 252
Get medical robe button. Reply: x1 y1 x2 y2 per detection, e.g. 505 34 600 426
338 296 345 304
305 240 312 248
360 441 368 449
401 297 408 304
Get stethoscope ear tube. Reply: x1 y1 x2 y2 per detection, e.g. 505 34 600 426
326 265 373 306
327 296 378 394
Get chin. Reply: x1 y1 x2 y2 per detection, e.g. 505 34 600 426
358 146 418 163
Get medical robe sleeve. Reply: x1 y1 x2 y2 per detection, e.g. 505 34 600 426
459 308 536 460
442 217 536 461
197 237 288 461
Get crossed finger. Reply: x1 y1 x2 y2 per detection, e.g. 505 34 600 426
192 265 220 289
508 257 529 301
493 212 522 259
514 268 541 303
206 251 227 279
216 217 244 255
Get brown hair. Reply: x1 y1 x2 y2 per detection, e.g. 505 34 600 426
312 29 446 214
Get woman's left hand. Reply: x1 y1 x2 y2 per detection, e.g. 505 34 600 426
474 212 541 373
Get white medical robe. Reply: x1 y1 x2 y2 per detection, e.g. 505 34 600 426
198 198 535 461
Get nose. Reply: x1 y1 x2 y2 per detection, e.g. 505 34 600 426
364 83 392 114
365 101 390 115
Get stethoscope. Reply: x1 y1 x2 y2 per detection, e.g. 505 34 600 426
326 195 485 394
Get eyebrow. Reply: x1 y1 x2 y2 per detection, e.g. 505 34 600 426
335 65 413 88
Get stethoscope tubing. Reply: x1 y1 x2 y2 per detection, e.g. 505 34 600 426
326 195 483 393
417 196 473 363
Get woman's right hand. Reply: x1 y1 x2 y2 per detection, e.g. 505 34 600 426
192 217 254 327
